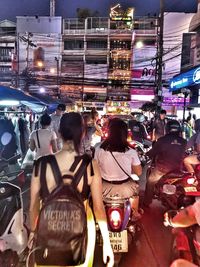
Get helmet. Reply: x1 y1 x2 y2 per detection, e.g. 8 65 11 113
166 120 181 134
135 114 145 123
195 119 200 132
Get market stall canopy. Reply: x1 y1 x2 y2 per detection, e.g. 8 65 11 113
30 93 74 113
0 85 46 112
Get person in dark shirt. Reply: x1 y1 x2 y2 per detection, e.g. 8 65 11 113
129 114 148 143
152 109 167 141
143 120 187 207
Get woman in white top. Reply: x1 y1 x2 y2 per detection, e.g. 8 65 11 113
29 113 57 159
95 118 142 215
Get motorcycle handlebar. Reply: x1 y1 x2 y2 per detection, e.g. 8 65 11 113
0 154 21 172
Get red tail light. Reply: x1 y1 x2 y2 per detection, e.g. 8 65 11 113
107 207 123 231
127 129 132 142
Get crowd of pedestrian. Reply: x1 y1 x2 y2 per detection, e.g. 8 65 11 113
2 103 200 267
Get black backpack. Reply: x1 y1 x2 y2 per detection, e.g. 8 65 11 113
34 154 92 266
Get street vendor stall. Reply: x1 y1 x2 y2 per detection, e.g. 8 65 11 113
0 85 46 113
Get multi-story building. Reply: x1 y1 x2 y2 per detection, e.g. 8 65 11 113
61 14 135 112
16 16 62 95
62 13 159 113
169 2 200 117
0 19 16 86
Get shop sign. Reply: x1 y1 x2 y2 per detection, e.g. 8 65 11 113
169 65 200 91
193 67 200 84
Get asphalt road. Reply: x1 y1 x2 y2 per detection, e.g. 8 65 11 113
21 166 174 267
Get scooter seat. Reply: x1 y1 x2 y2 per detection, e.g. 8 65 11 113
162 171 186 179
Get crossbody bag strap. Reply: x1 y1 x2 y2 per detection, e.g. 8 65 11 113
110 151 131 179
36 129 40 148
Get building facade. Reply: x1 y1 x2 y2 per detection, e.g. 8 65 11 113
169 1 200 116
16 16 62 95
0 20 16 86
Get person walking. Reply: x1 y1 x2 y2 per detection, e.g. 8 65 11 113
152 109 167 141
29 112 114 267
50 103 66 150
29 113 57 160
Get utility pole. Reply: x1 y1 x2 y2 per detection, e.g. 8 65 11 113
26 32 32 70
155 0 164 114
55 57 60 98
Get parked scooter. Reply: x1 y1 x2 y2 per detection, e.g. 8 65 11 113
0 132 28 266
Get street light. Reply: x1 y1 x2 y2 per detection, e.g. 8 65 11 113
181 88 191 121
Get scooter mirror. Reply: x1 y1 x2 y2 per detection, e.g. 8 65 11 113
1 132 12 146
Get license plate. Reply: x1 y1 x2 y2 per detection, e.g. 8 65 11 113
109 230 128 252
184 186 197 192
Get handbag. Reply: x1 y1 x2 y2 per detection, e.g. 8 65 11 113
21 148 35 169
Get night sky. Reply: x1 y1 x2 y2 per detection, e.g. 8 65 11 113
0 0 197 21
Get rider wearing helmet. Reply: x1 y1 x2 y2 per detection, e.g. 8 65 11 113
184 118 200 175
129 113 148 143
143 120 187 207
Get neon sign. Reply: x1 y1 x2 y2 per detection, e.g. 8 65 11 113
169 65 200 91
193 67 200 84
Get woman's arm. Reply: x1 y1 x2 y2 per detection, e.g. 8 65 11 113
89 159 114 267
51 139 58 153
164 205 197 228
29 169 41 232
132 164 142 176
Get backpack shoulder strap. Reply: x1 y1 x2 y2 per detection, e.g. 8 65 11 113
69 156 82 172
35 155 62 198
72 154 92 188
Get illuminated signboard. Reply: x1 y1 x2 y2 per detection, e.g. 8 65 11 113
111 16 132 21
169 66 200 91
110 4 134 22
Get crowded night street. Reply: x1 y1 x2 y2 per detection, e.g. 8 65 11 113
0 0 200 267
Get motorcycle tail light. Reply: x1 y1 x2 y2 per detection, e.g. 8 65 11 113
187 177 195 185
107 207 123 231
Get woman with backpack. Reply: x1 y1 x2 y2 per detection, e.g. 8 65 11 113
28 112 114 267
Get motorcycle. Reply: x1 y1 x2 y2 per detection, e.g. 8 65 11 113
0 132 28 266
96 195 140 266
166 209 200 265
150 166 200 210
